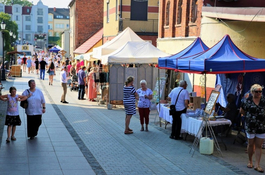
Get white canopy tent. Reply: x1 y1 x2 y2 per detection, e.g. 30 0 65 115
101 41 169 65
93 27 143 59
83 52 99 62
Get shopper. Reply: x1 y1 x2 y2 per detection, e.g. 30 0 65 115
123 76 138 134
136 80 153 131
168 80 189 140
0 87 29 142
48 62 56 85
22 80 46 139
39 57 47 80
34 56 39 74
240 84 265 173
26 57 32 74
60 66 69 103
78 66 86 100
87 67 97 101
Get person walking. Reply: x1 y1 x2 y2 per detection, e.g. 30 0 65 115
48 62 56 85
136 80 153 131
0 87 29 142
87 67 97 101
34 56 39 74
168 80 189 140
240 84 265 173
78 66 86 100
22 80 46 139
22 55 27 72
39 57 47 80
123 76 138 134
26 57 32 74
60 66 69 104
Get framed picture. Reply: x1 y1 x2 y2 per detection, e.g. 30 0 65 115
205 90 220 115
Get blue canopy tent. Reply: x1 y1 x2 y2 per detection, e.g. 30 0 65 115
49 47 60 53
158 37 209 70
177 35 265 74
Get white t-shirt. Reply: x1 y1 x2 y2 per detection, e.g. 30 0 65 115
168 87 190 111
17 58 22 65
22 88 45 115
136 88 153 108
60 70 67 83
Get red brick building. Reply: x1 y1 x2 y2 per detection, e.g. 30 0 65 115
158 0 203 39
68 0 103 57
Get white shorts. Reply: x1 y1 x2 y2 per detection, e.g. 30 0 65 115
246 132 265 139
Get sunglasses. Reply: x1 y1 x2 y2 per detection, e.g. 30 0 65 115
254 91 262 93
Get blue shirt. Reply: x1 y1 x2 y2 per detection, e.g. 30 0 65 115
78 69 86 85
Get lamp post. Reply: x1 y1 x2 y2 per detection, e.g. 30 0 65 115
13 34 16 65
18 36 21 44
1 21 6 81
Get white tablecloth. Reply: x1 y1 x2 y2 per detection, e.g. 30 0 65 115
157 104 232 137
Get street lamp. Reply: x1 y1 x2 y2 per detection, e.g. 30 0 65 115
1 21 6 81
18 36 21 44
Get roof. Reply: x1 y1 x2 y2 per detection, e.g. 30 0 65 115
68 0 76 7
48 8 69 19
74 28 103 54
22 6 31 15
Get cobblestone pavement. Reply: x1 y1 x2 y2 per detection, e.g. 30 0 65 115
0 71 264 174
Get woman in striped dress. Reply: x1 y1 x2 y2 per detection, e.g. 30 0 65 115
123 76 138 134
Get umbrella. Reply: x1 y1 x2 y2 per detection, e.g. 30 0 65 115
49 47 60 53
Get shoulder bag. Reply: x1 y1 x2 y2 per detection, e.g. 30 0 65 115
169 89 183 115
20 89 30 109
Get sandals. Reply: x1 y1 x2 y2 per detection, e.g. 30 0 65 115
140 127 144 131
128 128 133 132
11 136 16 141
6 138 10 143
124 130 133 134
254 167 264 173
247 163 253 168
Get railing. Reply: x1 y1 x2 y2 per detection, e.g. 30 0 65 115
119 18 158 33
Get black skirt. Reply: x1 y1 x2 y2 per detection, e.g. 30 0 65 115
5 115 21 126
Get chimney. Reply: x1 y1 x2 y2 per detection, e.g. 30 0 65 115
54 7 56 12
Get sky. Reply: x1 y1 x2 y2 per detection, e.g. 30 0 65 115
31 0 72 8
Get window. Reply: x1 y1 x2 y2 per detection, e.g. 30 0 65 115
37 8 43 15
56 15 63 19
55 24 64 29
66 24 69 28
16 7 19 13
16 15 19 21
165 1 170 26
0 6 3 12
55 32 60 37
66 16 69 19
191 0 198 23
27 9 30 13
48 15 53 21
25 16 31 21
25 34 31 41
37 17 43 23
130 0 148 21
37 26 43 33
106 1 109 23
49 32 53 36
25 25 31 30
177 0 182 24
48 24 52 30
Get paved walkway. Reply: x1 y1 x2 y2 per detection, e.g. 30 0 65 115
0 71 263 174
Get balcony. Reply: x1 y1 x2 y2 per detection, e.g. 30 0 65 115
119 19 158 33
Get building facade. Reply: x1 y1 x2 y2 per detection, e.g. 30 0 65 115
157 0 265 99
3 0 48 49
61 29 70 58
68 0 103 58
48 7 69 45
103 0 159 46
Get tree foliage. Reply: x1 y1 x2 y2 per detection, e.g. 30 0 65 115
0 12 18 61
0 0 33 6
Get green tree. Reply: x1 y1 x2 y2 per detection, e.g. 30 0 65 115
0 12 18 61
0 0 33 6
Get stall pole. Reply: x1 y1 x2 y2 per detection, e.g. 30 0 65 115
204 73 207 105
108 64 111 109
158 68 162 127
192 74 195 92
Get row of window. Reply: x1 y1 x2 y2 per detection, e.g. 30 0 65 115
165 0 198 26
48 15 69 21
48 24 69 30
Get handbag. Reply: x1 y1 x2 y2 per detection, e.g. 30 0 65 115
169 89 183 115
20 89 30 109
47 68 50 73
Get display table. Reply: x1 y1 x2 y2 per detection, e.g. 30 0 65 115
157 104 232 137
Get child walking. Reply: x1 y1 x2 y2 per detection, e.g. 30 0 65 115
0 87 30 142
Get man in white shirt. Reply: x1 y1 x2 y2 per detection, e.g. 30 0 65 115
60 66 69 104
17 57 22 65
168 80 190 140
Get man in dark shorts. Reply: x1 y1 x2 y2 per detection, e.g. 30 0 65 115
39 58 47 80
